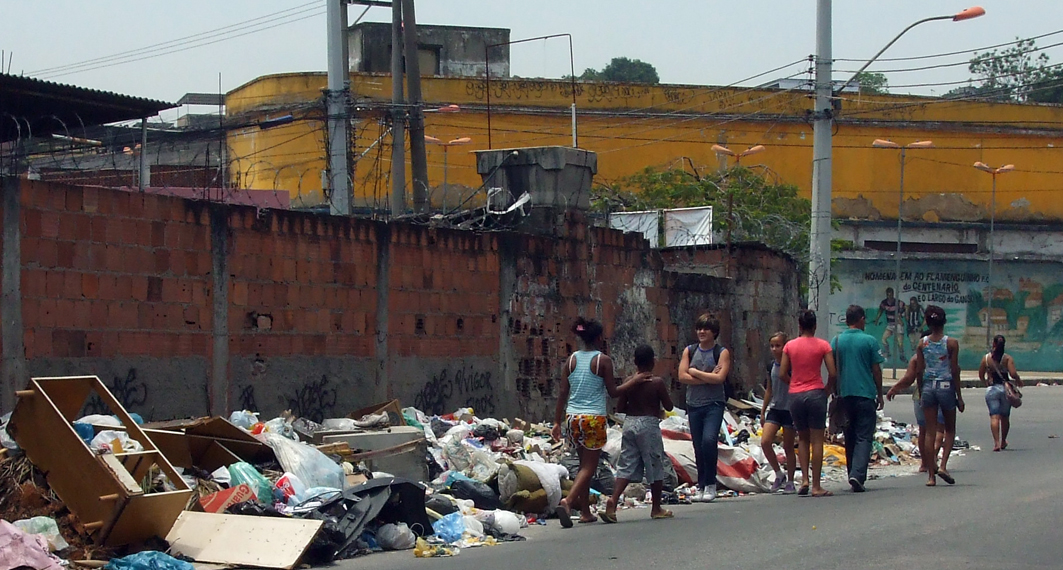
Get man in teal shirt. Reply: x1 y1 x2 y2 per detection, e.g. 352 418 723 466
832 305 885 492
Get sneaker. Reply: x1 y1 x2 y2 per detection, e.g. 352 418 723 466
703 488 716 503
782 482 796 494
770 472 787 493
848 476 865 493
691 489 704 503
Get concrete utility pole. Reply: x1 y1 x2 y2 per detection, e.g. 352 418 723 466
389 0 406 216
809 0 833 337
326 0 351 215
138 118 150 191
401 0 430 213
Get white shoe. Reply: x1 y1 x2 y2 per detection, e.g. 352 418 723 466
703 488 717 503
691 489 704 502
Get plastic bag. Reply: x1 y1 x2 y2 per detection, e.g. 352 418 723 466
467 449 500 482
1 413 18 452
107 551 194 570
228 462 273 503
275 472 307 505
480 509 521 536
264 417 299 440
462 516 484 538
264 433 345 490
449 479 502 510
376 523 416 550
12 517 68 551
90 430 144 454
228 410 258 430
440 425 472 471
659 415 690 434
76 414 122 427
431 511 465 544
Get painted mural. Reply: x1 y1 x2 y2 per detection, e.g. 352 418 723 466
830 259 1063 372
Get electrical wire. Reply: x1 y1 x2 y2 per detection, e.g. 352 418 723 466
835 28 1063 63
32 3 324 79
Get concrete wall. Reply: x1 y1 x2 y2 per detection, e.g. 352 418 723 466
1 179 801 420
349 23 509 78
226 73 1063 219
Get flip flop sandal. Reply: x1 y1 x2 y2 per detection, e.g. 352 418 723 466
555 505 573 528
798 486 810 496
812 490 834 497
937 470 956 485
651 510 674 520
599 511 618 524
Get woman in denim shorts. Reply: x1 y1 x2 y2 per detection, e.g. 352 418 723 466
979 335 1023 452
914 306 964 487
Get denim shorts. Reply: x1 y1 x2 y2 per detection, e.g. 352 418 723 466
913 398 946 427
920 383 957 412
985 384 1012 417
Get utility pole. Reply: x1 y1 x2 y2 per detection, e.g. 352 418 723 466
401 0 429 213
326 0 351 215
809 0 833 337
138 118 150 191
389 0 405 216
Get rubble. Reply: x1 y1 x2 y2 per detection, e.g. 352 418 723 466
0 375 965 569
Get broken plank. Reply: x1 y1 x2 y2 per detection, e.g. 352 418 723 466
166 511 323 570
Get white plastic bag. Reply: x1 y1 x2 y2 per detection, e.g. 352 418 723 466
467 448 500 482
90 430 143 454
377 523 416 550
228 410 258 430
76 414 122 427
12 517 68 552
659 414 690 434
462 516 484 538
440 425 472 471
482 509 521 535
264 433 345 490
264 417 299 440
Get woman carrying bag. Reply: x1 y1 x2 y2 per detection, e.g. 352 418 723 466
978 335 1023 452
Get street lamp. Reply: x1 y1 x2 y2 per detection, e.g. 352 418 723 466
808 3 985 335
872 139 932 376
710 144 766 268
425 135 473 212
974 161 1015 350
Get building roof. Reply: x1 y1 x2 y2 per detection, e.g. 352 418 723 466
0 73 174 143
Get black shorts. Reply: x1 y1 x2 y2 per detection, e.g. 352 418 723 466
765 408 793 429
789 389 827 431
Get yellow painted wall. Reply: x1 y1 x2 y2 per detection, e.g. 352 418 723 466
227 73 1063 220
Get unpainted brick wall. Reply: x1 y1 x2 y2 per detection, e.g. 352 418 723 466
5 181 800 420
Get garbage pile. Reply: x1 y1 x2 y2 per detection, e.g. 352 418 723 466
0 376 948 570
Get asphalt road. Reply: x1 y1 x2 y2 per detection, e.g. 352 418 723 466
344 386 1063 570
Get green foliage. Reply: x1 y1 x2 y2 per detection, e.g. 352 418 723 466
965 38 1063 103
854 72 889 94
580 57 660 84
593 166 810 261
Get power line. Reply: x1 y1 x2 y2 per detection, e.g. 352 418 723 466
835 28 1063 63
32 2 323 79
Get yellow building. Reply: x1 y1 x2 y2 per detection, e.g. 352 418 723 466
226 72 1063 222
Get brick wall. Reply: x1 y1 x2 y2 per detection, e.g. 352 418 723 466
2 180 800 421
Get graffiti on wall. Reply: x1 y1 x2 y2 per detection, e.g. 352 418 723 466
286 375 338 423
414 366 496 416
83 369 149 417
832 259 1063 370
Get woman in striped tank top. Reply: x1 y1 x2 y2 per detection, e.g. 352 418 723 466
551 317 647 527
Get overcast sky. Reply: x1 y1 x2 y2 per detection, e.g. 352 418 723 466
4 0 1063 119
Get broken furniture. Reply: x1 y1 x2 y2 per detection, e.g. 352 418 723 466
8 376 192 546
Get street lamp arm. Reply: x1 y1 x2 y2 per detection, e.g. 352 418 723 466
836 15 953 95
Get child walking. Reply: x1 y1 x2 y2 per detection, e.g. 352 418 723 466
760 332 797 494
600 345 675 523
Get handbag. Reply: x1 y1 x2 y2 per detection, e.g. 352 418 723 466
1005 381 1023 408
987 354 1022 408
827 338 848 434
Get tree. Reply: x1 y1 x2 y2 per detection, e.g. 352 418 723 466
854 72 888 94
593 165 810 261
965 38 1063 103
580 57 660 84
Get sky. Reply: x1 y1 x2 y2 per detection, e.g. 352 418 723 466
4 0 1063 121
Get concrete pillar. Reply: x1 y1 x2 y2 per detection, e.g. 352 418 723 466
1 177 24 413
374 224 391 401
209 204 230 416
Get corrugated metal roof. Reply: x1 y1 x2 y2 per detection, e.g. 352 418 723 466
0 73 175 142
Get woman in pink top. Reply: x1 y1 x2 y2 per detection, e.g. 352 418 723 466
780 310 837 497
